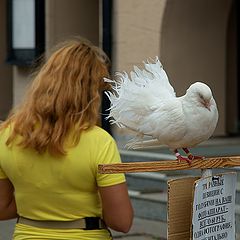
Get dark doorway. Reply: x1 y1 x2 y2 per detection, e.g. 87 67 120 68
237 0 240 133
226 0 240 135
101 0 112 134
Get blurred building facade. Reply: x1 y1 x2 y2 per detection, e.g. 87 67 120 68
0 0 238 136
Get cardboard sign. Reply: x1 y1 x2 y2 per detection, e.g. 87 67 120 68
168 176 200 240
191 172 236 240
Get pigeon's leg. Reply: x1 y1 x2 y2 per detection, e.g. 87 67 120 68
182 148 204 160
174 149 191 164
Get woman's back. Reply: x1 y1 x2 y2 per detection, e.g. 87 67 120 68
0 126 124 220
0 126 125 239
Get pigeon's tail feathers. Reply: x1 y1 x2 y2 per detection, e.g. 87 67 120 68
105 57 176 103
104 57 177 129
144 57 176 98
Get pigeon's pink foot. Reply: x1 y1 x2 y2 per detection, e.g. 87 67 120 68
188 154 205 160
176 154 192 164
182 148 205 161
174 150 192 164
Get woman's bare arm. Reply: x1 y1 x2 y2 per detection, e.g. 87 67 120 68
0 179 17 220
98 182 133 233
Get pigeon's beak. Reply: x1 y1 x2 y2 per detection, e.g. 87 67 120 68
200 99 211 111
203 100 211 111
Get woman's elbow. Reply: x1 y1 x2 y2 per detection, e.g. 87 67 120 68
120 220 133 233
106 212 133 233
108 218 133 233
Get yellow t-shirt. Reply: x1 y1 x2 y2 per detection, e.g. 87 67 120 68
0 125 125 239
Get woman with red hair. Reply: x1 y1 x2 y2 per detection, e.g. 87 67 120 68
0 38 133 239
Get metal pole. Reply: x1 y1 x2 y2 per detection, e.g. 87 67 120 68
201 168 212 178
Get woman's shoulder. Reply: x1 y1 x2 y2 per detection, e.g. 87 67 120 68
85 126 113 140
0 123 12 138
77 126 117 150
0 124 12 149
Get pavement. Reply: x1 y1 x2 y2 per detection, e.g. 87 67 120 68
0 219 15 240
112 218 167 240
0 217 167 240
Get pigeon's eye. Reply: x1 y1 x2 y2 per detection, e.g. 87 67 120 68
199 94 204 100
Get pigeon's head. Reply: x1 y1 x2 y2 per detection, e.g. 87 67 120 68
186 82 214 111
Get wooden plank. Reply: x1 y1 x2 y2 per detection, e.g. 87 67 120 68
98 156 240 174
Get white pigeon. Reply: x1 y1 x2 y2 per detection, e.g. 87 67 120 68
105 57 219 163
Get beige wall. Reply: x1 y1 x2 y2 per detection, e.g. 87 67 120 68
13 67 32 106
112 0 167 72
161 0 232 135
45 0 99 50
0 0 13 119
13 0 100 105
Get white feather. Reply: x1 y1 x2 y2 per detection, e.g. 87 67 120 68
105 57 219 154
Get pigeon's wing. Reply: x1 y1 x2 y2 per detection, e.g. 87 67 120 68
105 58 178 134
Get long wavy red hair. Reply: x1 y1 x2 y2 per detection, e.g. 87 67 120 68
0 38 110 156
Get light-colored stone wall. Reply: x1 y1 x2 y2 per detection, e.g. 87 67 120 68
161 0 232 135
13 67 32 106
112 0 167 72
45 0 99 51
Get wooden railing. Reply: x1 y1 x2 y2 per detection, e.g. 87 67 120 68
98 156 240 174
